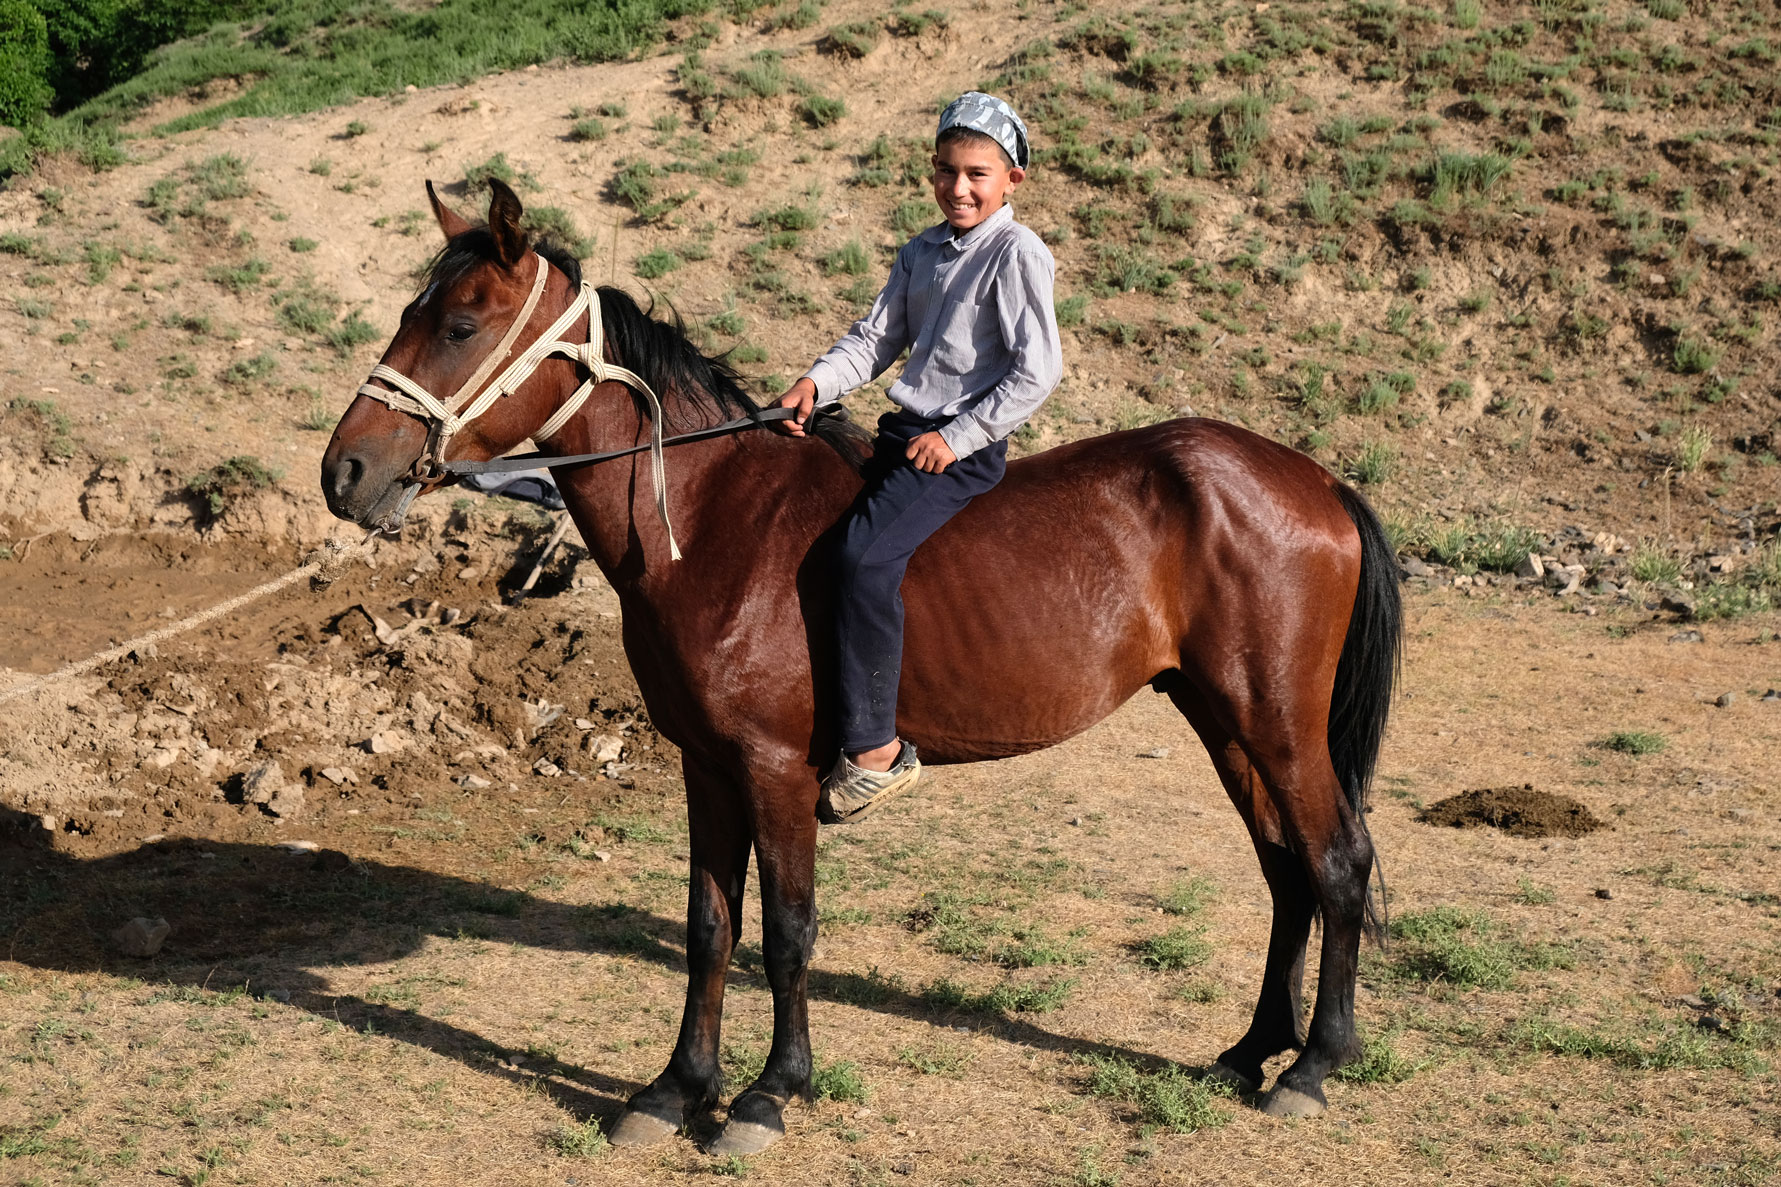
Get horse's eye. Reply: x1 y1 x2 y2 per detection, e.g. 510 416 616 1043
446 323 476 342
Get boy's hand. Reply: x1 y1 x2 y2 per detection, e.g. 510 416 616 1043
773 378 817 436
906 431 957 474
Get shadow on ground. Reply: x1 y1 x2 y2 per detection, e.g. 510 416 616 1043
0 806 1180 1125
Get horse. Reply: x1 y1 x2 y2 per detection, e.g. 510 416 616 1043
321 178 1402 1156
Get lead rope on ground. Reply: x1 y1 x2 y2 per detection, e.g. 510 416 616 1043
0 533 374 707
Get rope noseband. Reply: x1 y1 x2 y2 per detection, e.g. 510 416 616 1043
356 252 684 559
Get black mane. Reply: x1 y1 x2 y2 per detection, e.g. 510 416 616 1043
421 229 869 466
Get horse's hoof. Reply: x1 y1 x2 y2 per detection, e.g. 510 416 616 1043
608 1105 680 1148
1207 1061 1261 1095
707 1119 783 1157
1260 1085 1327 1119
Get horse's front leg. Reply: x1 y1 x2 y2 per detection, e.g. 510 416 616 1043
709 776 818 1156
610 755 750 1147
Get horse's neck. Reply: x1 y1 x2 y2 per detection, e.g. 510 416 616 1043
549 385 855 590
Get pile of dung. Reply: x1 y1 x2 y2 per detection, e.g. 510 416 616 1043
1419 784 1605 839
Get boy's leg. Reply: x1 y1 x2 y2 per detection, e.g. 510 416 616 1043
833 416 1007 771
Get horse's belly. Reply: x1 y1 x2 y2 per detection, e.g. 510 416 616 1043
895 604 1167 764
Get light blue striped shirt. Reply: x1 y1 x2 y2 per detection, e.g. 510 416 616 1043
802 203 1063 460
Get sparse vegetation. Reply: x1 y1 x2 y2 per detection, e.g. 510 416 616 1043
1598 730 1667 756
185 455 282 519
1079 1055 1232 1133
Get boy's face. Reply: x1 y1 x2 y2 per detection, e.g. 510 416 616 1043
931 139 1025 234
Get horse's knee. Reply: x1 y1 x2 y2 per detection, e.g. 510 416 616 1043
686 878 737 974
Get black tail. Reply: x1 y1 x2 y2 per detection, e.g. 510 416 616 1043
1328 482 1403 942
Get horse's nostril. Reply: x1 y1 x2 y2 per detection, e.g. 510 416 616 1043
334 455 364 500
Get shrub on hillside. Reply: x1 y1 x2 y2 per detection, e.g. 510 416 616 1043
0 0 52 127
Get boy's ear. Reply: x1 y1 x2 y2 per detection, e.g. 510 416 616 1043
1007 165 1027 186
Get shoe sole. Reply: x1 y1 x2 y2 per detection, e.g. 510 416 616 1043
822 762 921 825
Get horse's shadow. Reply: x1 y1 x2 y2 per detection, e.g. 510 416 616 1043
0 805 1178 1124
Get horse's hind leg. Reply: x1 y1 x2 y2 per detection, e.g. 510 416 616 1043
1168 691 1315 1093
611 755 751 1147
1238 733 1372 1117
1170 683 1373 1116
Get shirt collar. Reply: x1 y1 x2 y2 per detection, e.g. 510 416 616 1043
932 203 1014 254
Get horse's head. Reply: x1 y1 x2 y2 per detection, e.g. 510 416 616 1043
321 178 574 531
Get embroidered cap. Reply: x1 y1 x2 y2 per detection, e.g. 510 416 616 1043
937 91 1030 170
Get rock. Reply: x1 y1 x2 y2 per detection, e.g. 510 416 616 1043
39 814 57 833
1514 552 1544 579
1070 816 1083 827
315 849 353 872
1546 565 1584 596
112 916 170 957
242 761 286 805
458 773 492 790
277 840 320 853
533 757 563 777
1668 629 1704 644
318 767 357 786
1716 692 1737 708
574 717 596 731
1401 555 1431 577
1762 689 1779 702
266 987 292 1003
1136 747 1171 759
1679 993 1707 1009
1697 1014 1731 1035
365 731 408 754
1660 593 1697 619
591 850 612 862
1593 579 1620 596
586 734 624 764
266 782 304 819
1594 887 1614 901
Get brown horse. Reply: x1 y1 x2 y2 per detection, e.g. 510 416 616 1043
321 180 1401 1155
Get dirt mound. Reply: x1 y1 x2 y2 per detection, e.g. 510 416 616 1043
0 510 677 857
1419 785 1605 839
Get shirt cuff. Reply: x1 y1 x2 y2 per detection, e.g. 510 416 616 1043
938 417 992 461
802 360 844 406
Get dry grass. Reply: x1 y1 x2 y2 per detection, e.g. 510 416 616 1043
3 588 1779 1184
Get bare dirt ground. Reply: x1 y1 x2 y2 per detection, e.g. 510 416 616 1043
3 1 1781 1184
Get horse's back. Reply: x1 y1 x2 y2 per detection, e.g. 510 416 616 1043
897 418 1361 761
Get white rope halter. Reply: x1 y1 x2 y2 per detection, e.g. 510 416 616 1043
356 252 682 560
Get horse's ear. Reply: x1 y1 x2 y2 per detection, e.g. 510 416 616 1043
426 180 473 241
486 177 528 268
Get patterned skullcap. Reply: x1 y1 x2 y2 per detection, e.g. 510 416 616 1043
937 91 1030 170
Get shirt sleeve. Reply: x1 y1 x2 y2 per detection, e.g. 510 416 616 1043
938 241 1063 460
800 244 914 406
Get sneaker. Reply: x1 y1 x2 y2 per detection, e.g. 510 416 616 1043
817 742 921 825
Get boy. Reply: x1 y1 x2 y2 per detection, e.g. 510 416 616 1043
776 91 1063 824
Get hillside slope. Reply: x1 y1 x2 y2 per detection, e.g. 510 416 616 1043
0 0 1776 592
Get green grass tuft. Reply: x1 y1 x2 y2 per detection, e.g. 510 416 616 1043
1598 730 1666 755
1134 926 1211 971
1079 1055 1232 1133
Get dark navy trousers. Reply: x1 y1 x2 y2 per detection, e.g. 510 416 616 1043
835 411 1007 754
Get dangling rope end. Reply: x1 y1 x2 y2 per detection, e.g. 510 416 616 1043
667 532 683 563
